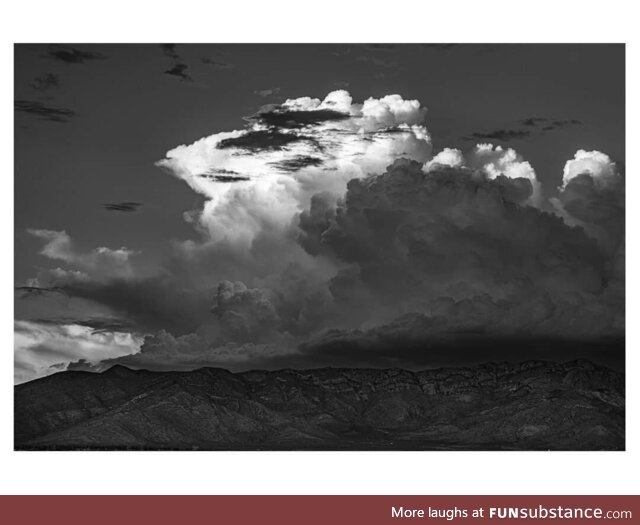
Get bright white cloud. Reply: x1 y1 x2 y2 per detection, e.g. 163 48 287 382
157 90 432 247
425 148 465 171
14 320 143 383
562 149 619 189
467 143 540 203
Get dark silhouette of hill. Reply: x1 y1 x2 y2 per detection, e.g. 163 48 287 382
15 359 624 450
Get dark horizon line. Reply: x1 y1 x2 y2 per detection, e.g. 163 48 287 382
15 355 621 387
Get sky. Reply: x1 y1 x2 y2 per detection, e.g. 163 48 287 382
14 44 625 383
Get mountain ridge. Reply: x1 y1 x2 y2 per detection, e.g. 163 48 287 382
15 359 624 450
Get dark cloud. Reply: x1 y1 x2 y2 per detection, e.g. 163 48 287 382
559 174 624 230
466 129 532 142
298 159 619 341
160 44 180 60
251 108 350 129
56 276 212 336
543 119 583 131
197 168 251 182
467 119 583 143
45 45 107 64
520 117 550 127
30 73 59 92
301 321 624 370
164 63 192 82
102 202 142 212
519 117 582 131
15 286 67 298
201 175 251 183
30 316 135 334
270 155 324 172
200 56 234 69
216 130 312 151
14 100 76 123
208 168 240 175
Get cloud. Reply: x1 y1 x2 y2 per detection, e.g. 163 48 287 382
15 100 76 123
65 153 622 375
425 144 540 204
561 150 620 190
208 281 282 343
14 319 142 384
64 330 295 374
27 229 136 279
24 273 215 340
249 108 350 129
467 129 531 142
157 90 431 247
254 87 281 97
296 159 619 348
15 285 66 298
467 143 540 203
30 73 59 91
542 119 583 131
45 45 107 64
517 116 583 133
164 63 192 82
200 56 234 69
216 130 311 151
19 88 624 380
551 150 624 252
102 202 142 212
29 316 135 334
160 44 180 59
424 148 465 171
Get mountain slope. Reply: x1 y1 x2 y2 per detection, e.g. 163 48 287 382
15 360 624 450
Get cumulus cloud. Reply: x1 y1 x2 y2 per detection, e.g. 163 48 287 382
424 148 465 171
424 144 540 204
28 229 136 279
157 90 432 248
298 159 606 331
19 89 624 380
552 149 624 253
467 144 540 203
561 150 620 190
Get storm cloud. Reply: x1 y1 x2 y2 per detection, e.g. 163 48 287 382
19 89 624 378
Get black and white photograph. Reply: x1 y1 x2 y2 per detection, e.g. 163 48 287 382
14 43 625 451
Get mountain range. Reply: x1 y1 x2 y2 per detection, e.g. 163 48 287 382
15 359 624 450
